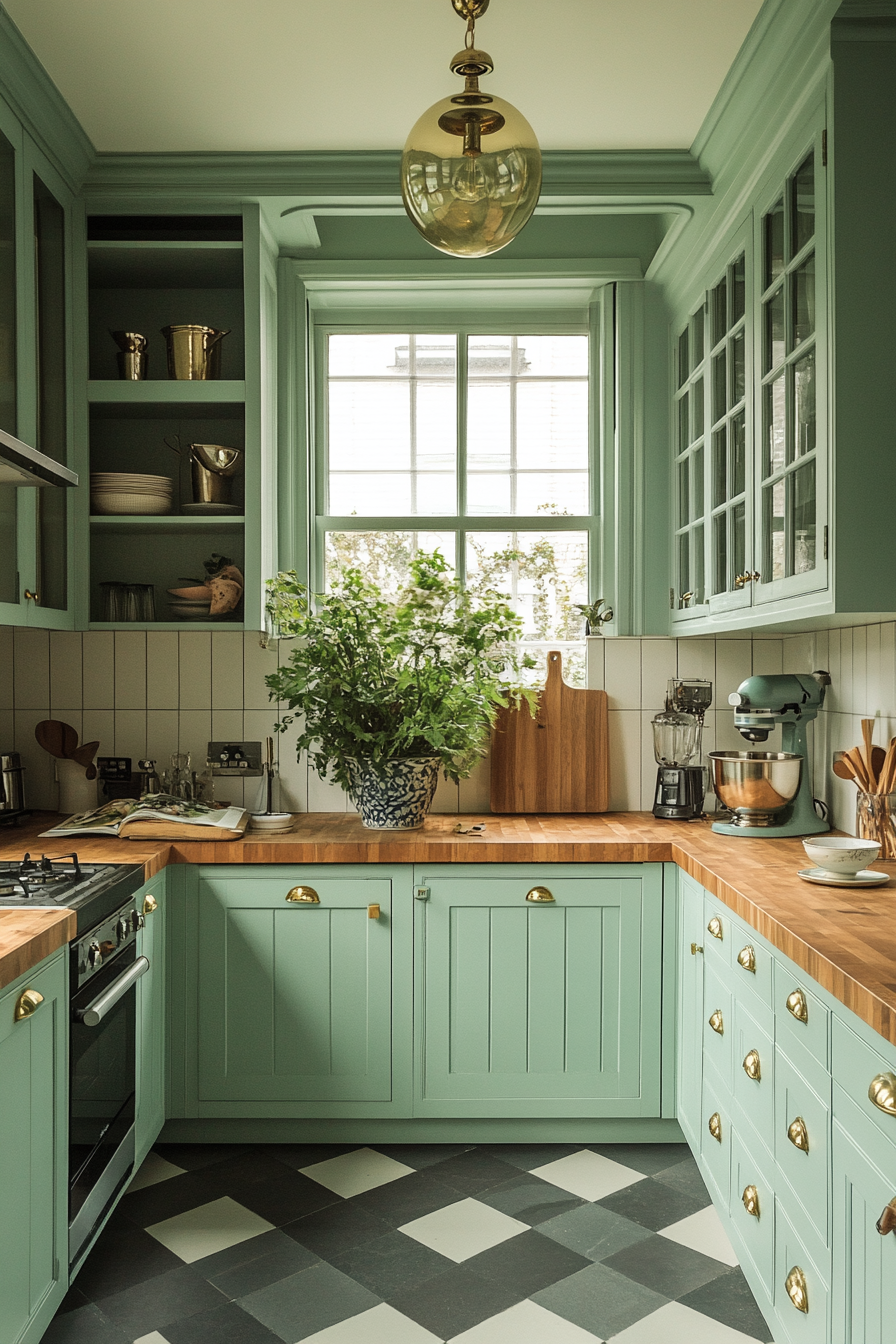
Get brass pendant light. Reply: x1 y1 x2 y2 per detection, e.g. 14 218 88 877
401 0 542 258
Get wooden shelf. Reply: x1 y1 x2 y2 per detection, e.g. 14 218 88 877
90 515 244 535
89 380 245 405
87 241 243 289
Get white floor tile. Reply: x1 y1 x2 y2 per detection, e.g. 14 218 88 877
302 1303 443 1343
450 1298 605 1342
300 1147 415 1198
659 1204 739 1266
608 1300 761 1343
128 1152 186 1193
529 1150 647 1203
399 1197 528 1263
133 1334 171 1344
145 1196 274 1263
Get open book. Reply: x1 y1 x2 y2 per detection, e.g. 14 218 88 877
41 793 249 841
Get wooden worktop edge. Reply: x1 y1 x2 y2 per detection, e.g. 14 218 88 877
0 908 76 991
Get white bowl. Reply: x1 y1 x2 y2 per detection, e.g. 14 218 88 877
802 835 881 876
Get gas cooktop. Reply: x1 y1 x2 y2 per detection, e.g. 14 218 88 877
0 853 145 933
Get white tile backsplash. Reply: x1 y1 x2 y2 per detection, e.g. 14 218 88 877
604 640 642 709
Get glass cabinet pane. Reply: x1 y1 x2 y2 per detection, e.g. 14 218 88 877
793 462 816 574
679 533 690 598
693 446 704 518
712 351 726 424
712 429 726 507
692 310 704 368
712 277 727 346
733 502 746 580
793 256 815 347
765 287 785 372
732 255 746 323
678 328 689 387
0 130 17 605
679 458 690 526
794 350 816 458
33 175 68 611
693 525 704 604
732 412 746 496
792 154 815 254
764 376 786 476
765 197 785 287
732 332 745 406
692 377 704 439
678 392 689 450
713 515 727 595
764 480 786 582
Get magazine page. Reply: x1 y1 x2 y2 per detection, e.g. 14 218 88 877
122 793 247 830
40 797 139 837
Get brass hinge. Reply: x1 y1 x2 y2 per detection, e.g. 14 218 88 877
414 885 430 901
823 524 828 559
822 129 827 167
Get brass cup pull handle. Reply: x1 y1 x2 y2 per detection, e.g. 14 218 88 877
143 894 158 916
23 589 39 601
876 1197 896 1236
368 904 381 920
708 1111 722 1143
286 885 320 904
786 988 809 1024
14 988 44 1022
708 1010 724 1036
526 886 555 903
787 1116 810 1153
743 1049 762 1081
707 916 723 940
785 1266 809 1314
737 945 756 973
869 1072 896 1115
742 1185 760 1218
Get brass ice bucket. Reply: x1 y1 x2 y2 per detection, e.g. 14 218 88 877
161 325 229 380
190 444 243 504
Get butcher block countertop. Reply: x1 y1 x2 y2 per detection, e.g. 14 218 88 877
0 907 76 991
2 812 895 1044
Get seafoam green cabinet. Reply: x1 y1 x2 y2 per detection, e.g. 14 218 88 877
136 871 167 1166
0 950 68 1344
831 1094 896 1344
414 864 663 1118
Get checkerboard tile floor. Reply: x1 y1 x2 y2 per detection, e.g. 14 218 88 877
46 1142 775 1344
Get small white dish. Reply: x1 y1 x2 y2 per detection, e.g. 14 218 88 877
248 813 294 833
798 866 890 888
802 835 881 876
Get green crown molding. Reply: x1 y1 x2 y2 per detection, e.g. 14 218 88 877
0 3 94 191
83 148 711 203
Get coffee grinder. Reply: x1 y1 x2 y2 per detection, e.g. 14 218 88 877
651 678 712 820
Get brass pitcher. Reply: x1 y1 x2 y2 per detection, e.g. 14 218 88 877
190 444 243 504
161 325 230 380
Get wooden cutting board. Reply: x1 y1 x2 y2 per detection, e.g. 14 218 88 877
490 650 609 813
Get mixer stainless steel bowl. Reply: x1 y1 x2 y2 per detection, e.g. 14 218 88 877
709 751 803 827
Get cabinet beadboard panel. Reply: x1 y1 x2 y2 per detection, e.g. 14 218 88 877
414 865 663 1118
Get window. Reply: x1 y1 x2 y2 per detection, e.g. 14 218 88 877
315 328 595 682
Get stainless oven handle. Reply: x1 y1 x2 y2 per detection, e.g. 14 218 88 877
77 956 150 1027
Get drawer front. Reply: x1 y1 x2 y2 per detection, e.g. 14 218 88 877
775 1048 831 1251
703 964 734 1089
832 1017 896 1158
774 1201 830 1344
730 925 774 1008
731 1128 776 1297
732 996 776 1159
702 894 730 969
832 1099 896 1344
701 1061 732 1207
775 964 830 1070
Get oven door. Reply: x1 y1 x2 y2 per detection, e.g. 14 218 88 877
69 940 149 1270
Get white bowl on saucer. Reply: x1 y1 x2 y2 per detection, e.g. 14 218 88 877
802 835 881 876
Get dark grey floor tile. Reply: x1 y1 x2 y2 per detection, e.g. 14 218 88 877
680 1266 776 1341
424 1148 521 1195
350 1169 461 1226
388 1264 525 1338
587 1142 692 1176
538 1202 654 1261
239 1260 380 1341
228 1168 344 1225
119 1166 237 1228
154 1143 247 1171
478 1173 585 1225
96 1263 225 1336
597 1175 707 1231
39 1303 128 1344
372 1143 474 1170
71 1224 184 1300
603 1232 731 1299
283 1201 393 1258
195 1228 319 1298
532 1261 669 1339
199 1149 299 1191
480 1143 581 1171
330 1229 454 1298
164 1300 285 1344
466 1227 592 1295
653 1155 714 1205
268 1143 361 1171
55 1283 91 1315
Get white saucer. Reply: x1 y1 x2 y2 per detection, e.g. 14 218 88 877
798 867 890 888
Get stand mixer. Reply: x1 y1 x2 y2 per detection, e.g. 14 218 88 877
710 672 831 837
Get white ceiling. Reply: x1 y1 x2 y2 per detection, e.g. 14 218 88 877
6 0 764 155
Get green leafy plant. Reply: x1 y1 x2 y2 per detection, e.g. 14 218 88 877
264 551 537 789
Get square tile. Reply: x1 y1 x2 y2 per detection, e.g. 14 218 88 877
153 1145 246 1172
134 1334 172 1344
602 1232 730 1299
679 1267 775 1342
284 1201 393 1259
538 1203 654 1262
301 1147 415 1198
425 1149 519 1196
372 1143 474 1171
608 1299 766 1344
652 1157 713 1206
301 1303 442 1343
71 1225 184 1300
231 1169 345 1226
146 1197 275 1264
400 1198 528 1263
532 1261 667 1340
449 1298 605 1343
238 1260 380 1342
597 1177 707 1233
478 1173 585 1226
329 1230 454 1298
586 1144 691 1177
129 1152 187 1193
39 1303 129 1344
122 1166 241 1229
529 1150 647 1203
387 1264 524 1339
481 1144 581 1172
350 1170 462 1227
195 1228 320 1298
95 1264 224 1337
163 1301 284 1344
269 1143 359 1171
659 1204 739 1266
465 1227 592 1295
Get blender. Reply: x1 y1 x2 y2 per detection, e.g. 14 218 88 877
652 678 712 820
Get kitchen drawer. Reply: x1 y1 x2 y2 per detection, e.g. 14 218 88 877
731 1128 776 1299
775 1047 831 1253
702 893 730 968
732 995 776 1159
700 1060 732 1207
774 963 830 1071
774 1201 830 1344
730 924 774 1008
832 1096 896 1344
703 963 733 1088
832 1017 896 1158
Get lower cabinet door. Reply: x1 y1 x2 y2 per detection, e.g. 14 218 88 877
0 952 68 1344
136 875 167 1164
677 876 705 1147
415 866 663 1117
832 1104 896 1344
774 1201 830 1344
198 875 392 1103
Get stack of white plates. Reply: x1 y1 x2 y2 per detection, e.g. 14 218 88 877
90 472 173 516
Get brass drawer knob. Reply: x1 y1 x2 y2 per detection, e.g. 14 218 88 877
526 886 555 903
286 885 320 904
742 1184 760 1218
14 988 44 1022
786 988 808 1024
143 894 158 916
708 1111 722 1143
737 945 756 973
707 916 723 940
869 1072 896 1115
877 1198 896 1236
742 1049 761 1081
708 1010 724 1036
368 904 381 920
787 1116 810 1153
785 1266 809 1314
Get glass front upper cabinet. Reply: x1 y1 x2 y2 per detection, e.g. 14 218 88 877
708 249 752 613
0 122 18 607
672 306 706 614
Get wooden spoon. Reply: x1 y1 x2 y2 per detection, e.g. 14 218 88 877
862 719 876 787
834 747 886 784
845 746 872 791
34 719 79 759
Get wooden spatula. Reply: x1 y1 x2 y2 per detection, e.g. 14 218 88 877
862 719 877 788
35 719 79 759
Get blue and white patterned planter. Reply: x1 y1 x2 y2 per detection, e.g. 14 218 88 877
345 756 441 830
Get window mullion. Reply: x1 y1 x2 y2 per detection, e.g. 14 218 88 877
409 334 418 517
457 331 468 585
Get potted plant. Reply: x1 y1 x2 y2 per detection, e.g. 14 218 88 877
264 551 535 829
